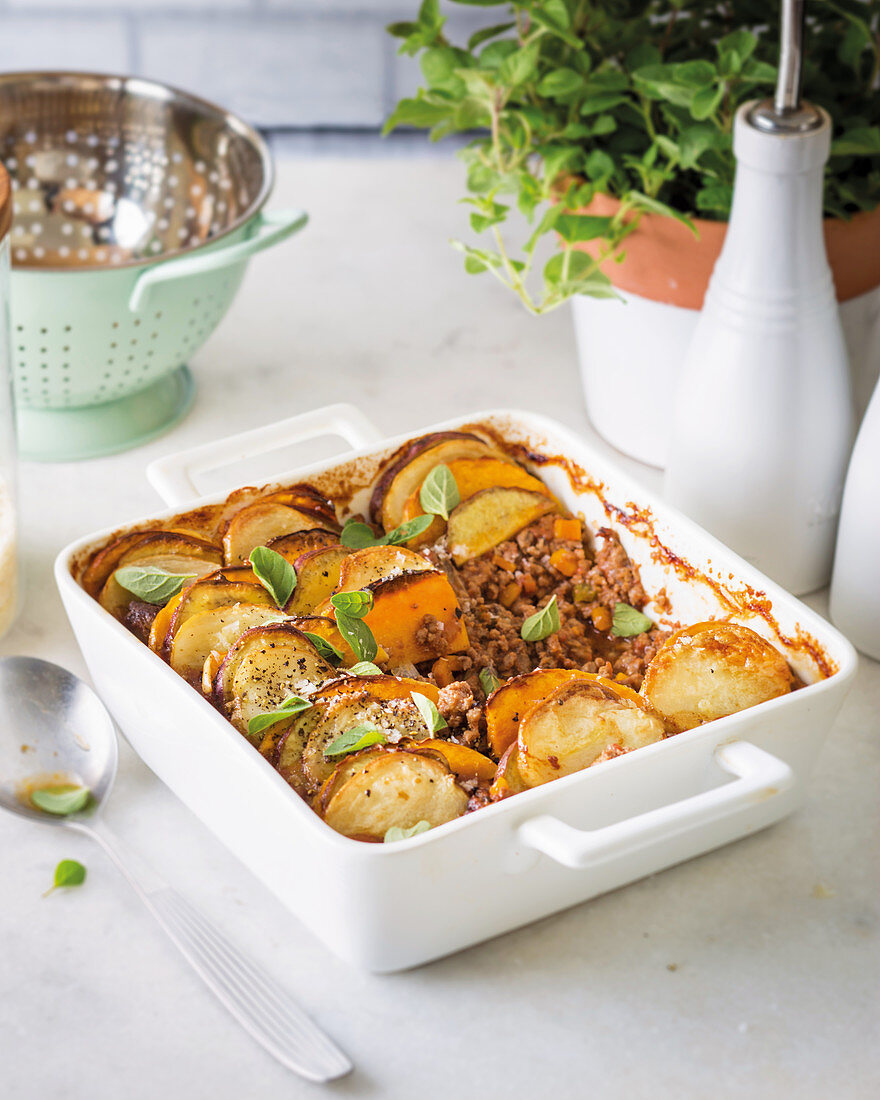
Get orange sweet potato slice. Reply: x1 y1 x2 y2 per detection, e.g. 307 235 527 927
358 571 468 664
419 739 497 784
485 669 593 757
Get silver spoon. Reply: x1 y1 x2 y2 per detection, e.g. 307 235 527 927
0 655 352 1083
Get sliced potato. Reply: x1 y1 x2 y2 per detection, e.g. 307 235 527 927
315 745 390 814
321 748 468 840
308 674 440 706
169 603 288 684
372 433 502 532
98 553 220 621
216 623 337 732
163 574 276 656
490 741 531 801
287 546 351 616
262 487 338 525
518 678 665 787
83 531 222 598
336 545 433 592
641 621 794 734
222 502 332 566
419 739 497 784
266 528 342 563
485 668 594 757
359 571 469 664
446 488 558 565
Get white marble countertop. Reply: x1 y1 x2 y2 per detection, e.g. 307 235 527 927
2 158 878 1100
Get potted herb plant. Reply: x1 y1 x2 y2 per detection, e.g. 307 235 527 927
386 0 880 466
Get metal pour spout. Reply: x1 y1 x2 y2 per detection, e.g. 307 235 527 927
748 0 823 134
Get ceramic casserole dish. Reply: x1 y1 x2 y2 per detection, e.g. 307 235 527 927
55 405 858 971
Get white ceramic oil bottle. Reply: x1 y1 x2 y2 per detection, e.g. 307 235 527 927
664 2 853 596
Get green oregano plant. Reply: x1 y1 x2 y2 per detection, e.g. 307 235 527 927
386 0 880 314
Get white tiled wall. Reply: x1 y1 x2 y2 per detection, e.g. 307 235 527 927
0 1 491 132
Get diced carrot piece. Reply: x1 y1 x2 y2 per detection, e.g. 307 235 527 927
520 574 537 596
432 657 454 687
549 549 578 577
591 606 612 632
492 553 516 573
554 517 582 542
500 582 522 608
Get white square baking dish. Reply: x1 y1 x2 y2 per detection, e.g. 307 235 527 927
55 404 858 972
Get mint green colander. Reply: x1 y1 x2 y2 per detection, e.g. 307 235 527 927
3 72 307 461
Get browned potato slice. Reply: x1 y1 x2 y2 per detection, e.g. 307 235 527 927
640 621 794 733
215 623 337 732
83 531 222 597
518 679 665 787
287 546 352 615
266 528 342 563
322 749 468 840
262 488 338 526
490 742 531 800
446 488 557 565
162 574 276 656
222 502 331 566
98 553 220 621
169 604 289 684
335 545 433 592
315 745 390 813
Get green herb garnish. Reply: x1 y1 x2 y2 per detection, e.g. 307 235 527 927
520 595 561 642
249 546 297 609
31 785 91 816
302 632 345 666
340 521 382 549
115 566 197 605
330 590 373 618
44 859 87 896
411 691 447 734
324 724 386 759
349 661 383 677
611 603 653 638
479 668 503 696
384 820 432 843
384 514 435 545
246 695 312 739
341 514 435 549
419 464 460 521
335 612 378 664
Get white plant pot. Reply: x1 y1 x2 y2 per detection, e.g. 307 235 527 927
573 285 880 469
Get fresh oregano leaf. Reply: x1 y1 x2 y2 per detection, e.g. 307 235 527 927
335 612 378 663
411 691 448 734
115 566 197 606
384 820 432 843
45 859 87 896
324 724 386 759
520 595 561 642
382 514 435 546
31 785 91 816
611 603 653 637
340 520 381 549
330 590 373 619
302 632 344 666
349 661 383 676
249 546 297 609
246 695 312 738
479 667 503 696
419 464 461 521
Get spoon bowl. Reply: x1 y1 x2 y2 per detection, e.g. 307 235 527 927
0 655 117 825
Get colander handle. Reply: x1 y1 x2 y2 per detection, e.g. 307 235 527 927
517 741 795 870
146 403 384 508
128 209 308 313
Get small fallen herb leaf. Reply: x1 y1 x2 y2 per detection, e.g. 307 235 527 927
340 520 381 549
411 691 447 734
479 668 503 696
521 595 561 642
31 785 91 816
612 602 653 638
249 546 297 609
302 632 344 666
335 612 378 663
419 464 460 521
384 820 432 843
330 590 373 618
349 661 383 676
383 514 435 546
44 859 87 896
324 724 386 758
115 566 197 605
246 695 312 738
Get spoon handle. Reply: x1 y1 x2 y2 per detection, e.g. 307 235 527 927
72 818 352 1083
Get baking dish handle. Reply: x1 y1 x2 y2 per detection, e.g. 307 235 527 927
128 209 308 313
146 403 384 508
518 741 795 870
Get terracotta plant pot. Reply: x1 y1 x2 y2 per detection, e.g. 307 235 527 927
571 194 880 468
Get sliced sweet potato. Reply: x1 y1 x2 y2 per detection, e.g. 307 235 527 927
485 669 593 757
640 621 794 734
370 431 486 525
215 623 337 732
517 678 665 787
490 741 531 800
98 553 221 621
308 674 440 706
169 603 288 684
321 748 468 840
83 531 222 598
419 739 497 784
262 488 338 526
221 502 331 566
357 570 468 665
266 528 342 563
287 546 352 616
373 435 502 532
447 488 558 566
336 545 433 592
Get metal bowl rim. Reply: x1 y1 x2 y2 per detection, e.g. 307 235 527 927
0 70 275 274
